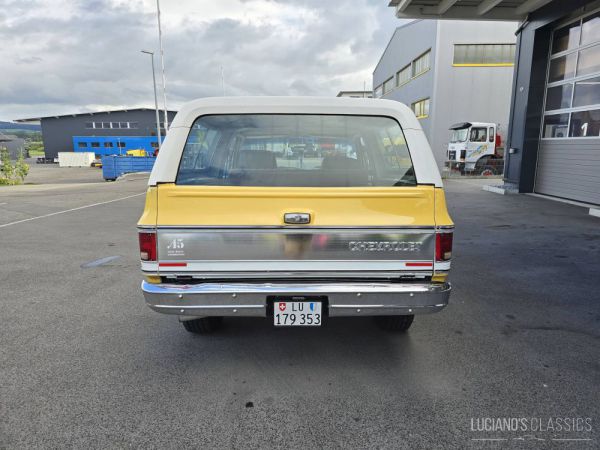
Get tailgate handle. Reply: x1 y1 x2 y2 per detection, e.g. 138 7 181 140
284 212 311 224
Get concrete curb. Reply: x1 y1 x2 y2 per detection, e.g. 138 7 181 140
482 184 518 195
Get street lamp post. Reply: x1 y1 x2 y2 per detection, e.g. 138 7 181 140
141 50 162 151
156 0 169 131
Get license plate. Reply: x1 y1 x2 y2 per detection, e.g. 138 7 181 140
274 301 322 326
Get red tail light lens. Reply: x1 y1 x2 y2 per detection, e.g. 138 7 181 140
436 232 453 262
139 232 157 261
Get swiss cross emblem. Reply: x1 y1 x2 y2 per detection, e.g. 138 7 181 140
278 302 286 312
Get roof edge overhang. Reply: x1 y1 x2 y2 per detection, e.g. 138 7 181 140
388 0 555 22
15 107 177 123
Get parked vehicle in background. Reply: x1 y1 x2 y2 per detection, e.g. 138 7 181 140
138 97 453 335
446 122 504 176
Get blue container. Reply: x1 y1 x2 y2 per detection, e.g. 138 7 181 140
101 156 156 181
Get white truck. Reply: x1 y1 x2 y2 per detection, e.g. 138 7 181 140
446 122 504 176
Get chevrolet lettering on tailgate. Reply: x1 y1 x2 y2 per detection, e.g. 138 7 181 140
138 97 453 335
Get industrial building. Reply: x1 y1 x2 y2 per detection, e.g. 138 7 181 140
373 19 517 166
0 133 26 159
336 90 373 98
16 108 177 159
388 0 600 206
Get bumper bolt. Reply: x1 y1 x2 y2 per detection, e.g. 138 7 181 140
357 293 362 297
233 309 237 313
180 309 184 313
232 293 237 298
178 294 183 299
357 308 361 313
409 293 414 297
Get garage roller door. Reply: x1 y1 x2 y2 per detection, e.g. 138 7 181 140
536 10 600 206
535 139 600 205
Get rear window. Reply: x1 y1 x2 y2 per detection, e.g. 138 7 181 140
176 114 416 187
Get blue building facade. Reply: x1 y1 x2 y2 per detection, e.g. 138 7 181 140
15 108 177 159
73 136 160 156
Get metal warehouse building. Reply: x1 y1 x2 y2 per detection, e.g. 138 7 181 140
374 19 518 167
0 133 26 159
16 108 177 159
388 0 600 206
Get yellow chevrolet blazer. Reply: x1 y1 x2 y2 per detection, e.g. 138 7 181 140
138 97 453 334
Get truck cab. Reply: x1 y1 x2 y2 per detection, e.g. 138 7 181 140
447 122 503 175
138 97 453 334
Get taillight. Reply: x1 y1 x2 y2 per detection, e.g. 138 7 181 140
436 232 453 261
139 231 157 261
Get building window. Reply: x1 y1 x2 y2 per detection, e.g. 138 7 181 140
120 122 129 129
374 84 383 98
543 10 600 138
85 122 93 129
412 50 430 77
396 64 411 86
569 109 600 136
102 122 111 129
582 11 600 45
104 142 114 147
91 142 100 148
453 44 515 66
111 122 121 129
382 77 394 95
411 98 430 119
78 142 88 148
117 142 126 148
129 122 139 129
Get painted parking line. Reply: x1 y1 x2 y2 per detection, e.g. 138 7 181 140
0 192 145 228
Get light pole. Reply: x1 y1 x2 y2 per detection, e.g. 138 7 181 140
141 50 162 150
156 0 169 130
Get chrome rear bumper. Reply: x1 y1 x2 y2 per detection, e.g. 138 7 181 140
141 281 450 317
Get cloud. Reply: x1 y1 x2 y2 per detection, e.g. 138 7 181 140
0 0 402 120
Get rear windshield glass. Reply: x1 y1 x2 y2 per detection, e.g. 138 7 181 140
176 114 416 187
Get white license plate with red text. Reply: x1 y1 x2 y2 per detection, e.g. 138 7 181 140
274 301 322 326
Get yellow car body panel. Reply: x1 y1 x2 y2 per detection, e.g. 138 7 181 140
149 184 439 227
138 185 453 228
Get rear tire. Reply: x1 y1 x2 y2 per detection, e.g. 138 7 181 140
480 166 496 176
182 317 223 334
375 315 414 332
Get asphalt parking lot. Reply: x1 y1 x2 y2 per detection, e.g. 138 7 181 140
1 166 598 448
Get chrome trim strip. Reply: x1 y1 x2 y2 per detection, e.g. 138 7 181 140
152 304 263 310
155 270 431 279
156 261 434 272
137 227 157 232
156 229 436 264
154 225 438 230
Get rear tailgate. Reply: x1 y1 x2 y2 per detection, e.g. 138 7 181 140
155 184 436 278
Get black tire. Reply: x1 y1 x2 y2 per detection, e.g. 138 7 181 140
182 317 223 334
375 315 414 332
480 166 497 176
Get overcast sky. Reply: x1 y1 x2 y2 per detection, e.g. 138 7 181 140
0 0 404 121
